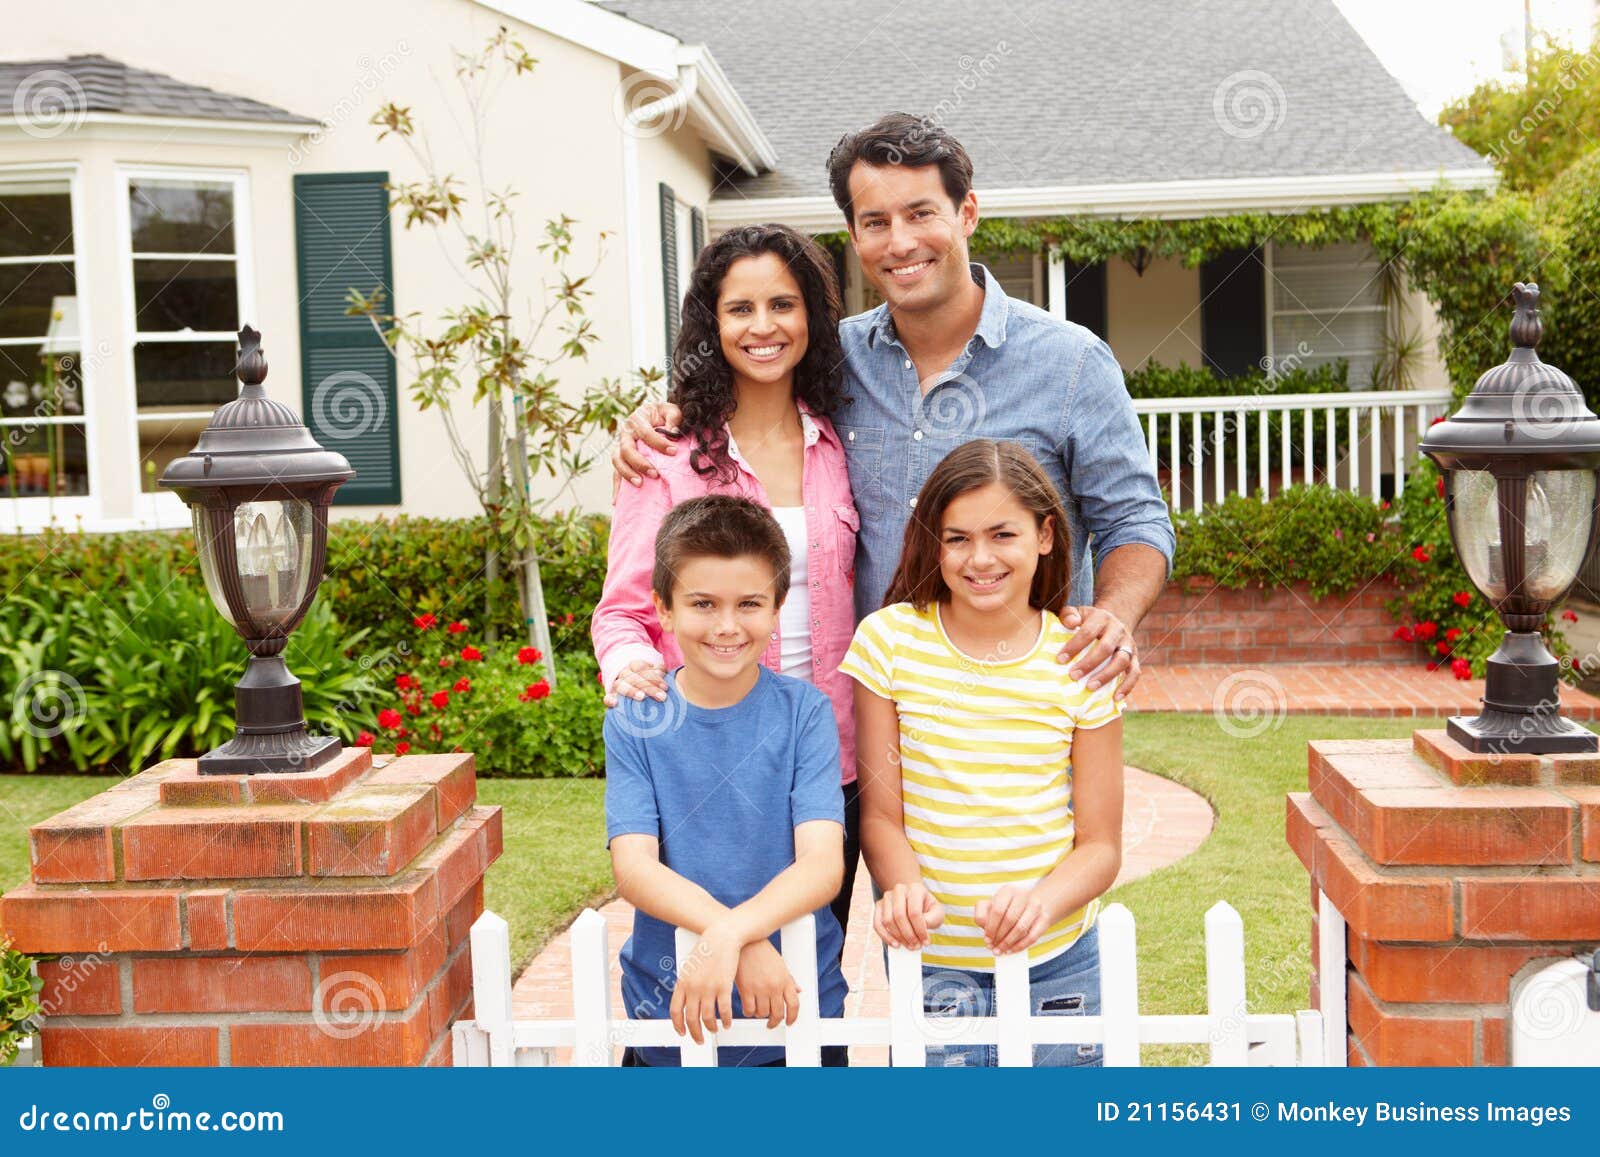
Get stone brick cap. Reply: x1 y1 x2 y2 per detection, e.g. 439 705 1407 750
1412 729 1543 786
159 745 373 806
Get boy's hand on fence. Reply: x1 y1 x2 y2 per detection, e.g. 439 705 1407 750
603 661 668 708
976 885 1051 956
873 881 944 950
670 925 741 1044
735 940 800 1029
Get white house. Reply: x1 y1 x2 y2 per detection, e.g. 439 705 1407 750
0 0 1492 533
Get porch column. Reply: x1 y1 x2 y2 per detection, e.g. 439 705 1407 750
1047 249 1066 321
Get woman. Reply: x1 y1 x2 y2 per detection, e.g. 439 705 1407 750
591 223 862 939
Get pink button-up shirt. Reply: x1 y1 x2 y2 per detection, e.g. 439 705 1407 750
591 402 860 785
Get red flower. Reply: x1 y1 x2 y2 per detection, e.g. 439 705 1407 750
356 731 376 747
1436 477 1445 498
438 657 454 669
563 612 576 625
406 702 422 716
395 674 417 692
1436 640 1451 655
1393 625 1415 642
1450 657 1472 680
1415 621 1438 640
453 677 471 693
519 680 551 702
431 690 450 709
517 646 543 666
1563 610 1579 623
447 621 469 634
1431 415 1447 426
1452 590 1472 608
1411 546 1431 563
1445 628 1462 642
461 646 484 662
597 670 605 685
395 741 411 755
377 708 403 731
413 613 437 631
1426 660 1440 672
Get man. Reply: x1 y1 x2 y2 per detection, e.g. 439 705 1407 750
612 112 1174 699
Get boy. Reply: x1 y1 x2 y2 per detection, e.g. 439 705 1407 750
604 494 847 1066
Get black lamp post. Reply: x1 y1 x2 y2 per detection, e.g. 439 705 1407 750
1420 283 1600 754
160 326 355 774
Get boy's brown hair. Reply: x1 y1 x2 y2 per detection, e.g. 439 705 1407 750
652 495 791 607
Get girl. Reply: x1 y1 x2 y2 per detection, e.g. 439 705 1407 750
838 439 1124 1067
591 223 863 941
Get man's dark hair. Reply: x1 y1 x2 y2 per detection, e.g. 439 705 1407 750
652 495 791 608
826 112 975 227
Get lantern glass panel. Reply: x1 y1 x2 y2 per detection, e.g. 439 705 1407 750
1450 468 1507 601
1525 468 1596 600
193 505 236 626
194 499 313 630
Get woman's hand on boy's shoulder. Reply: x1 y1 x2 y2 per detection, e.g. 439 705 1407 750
735 940 801 1030
612 400 685 487
604 660 668 708
873 881 944 950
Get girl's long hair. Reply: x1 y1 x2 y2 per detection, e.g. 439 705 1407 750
669 223 847 485
882 440 1073 614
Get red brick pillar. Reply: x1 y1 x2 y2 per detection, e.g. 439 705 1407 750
1288 731 1600 1066
0 748 500 1066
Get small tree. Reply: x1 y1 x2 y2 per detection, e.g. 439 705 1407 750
351 29 648 685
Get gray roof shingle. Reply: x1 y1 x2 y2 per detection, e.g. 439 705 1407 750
0 54 316 126
602 0 1489 200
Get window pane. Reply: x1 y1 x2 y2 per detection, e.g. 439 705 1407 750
139 414 210 492
134 341 238 409
0 186 73 259
0 261 76 339
133 258 238 333
129 180 235 254
0 344 84 421
0 421 89 497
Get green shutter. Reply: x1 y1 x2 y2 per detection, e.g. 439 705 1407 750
660 182 678 385
690 206 705 261
293 172 400 505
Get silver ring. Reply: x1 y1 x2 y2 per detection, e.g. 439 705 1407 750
1115 646 1135 657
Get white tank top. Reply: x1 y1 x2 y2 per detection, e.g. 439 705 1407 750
770 505 813 681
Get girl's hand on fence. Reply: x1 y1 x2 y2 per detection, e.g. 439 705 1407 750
603 661 668 708
873 881 944 950
670 928 740 1044
736 940 800 1029
976 885 1051 956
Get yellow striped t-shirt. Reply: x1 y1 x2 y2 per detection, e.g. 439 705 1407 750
838 601 1123 971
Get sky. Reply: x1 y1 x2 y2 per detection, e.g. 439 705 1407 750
1334 0 1597 116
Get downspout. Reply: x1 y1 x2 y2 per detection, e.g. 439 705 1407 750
622 64 698 379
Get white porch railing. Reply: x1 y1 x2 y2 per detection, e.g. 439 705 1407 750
453 901 1332 1068
1133 389 1454 515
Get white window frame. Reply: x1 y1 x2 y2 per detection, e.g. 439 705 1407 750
115 164 256 528
0 162 99 533
1263 240 1386 386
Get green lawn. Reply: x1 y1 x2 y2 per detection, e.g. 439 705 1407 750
0 714 1489 1041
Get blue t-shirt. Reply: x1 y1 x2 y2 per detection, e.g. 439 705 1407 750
604 664 847 1066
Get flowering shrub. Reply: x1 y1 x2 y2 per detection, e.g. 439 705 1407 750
0 944 40 1065
1388 454 1573 681
356 612 604 777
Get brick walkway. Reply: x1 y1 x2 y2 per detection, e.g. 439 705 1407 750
1130 663 1600 719
509 764 1213 1065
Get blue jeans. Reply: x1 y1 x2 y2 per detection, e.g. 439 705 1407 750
920 925 1103 1068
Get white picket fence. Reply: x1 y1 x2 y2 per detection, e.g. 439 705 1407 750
452 900 1332 1067
1135 388 1453 514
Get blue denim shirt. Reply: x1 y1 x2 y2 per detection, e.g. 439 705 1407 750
835 263 1175 621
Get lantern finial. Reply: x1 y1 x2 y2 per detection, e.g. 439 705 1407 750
1510 282 1543 351
236 325 267 387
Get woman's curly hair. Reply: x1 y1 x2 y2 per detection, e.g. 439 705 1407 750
670 223 848 485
